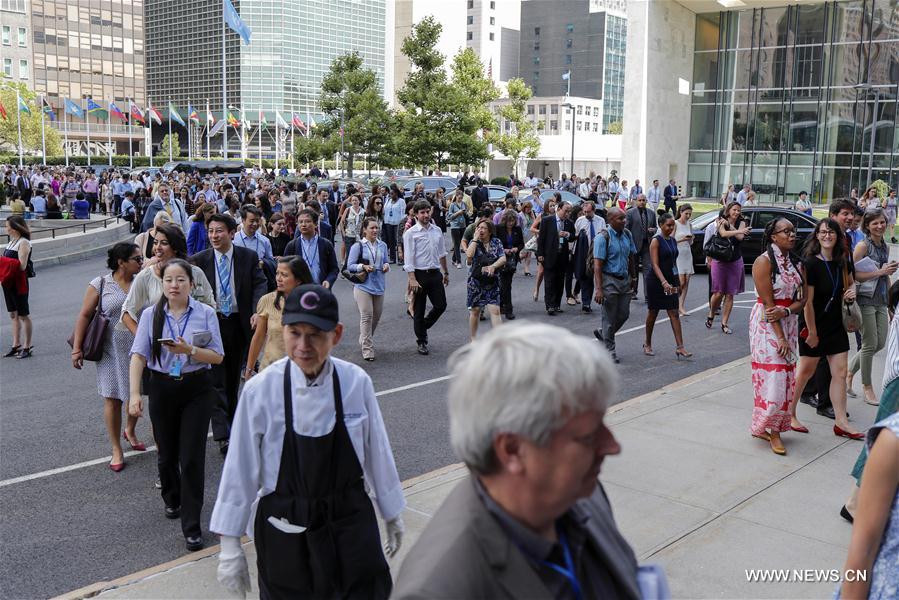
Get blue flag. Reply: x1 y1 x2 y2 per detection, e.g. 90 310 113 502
64 98 84 118
223 0 251 45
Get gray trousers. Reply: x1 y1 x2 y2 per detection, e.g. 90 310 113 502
599 274 632 353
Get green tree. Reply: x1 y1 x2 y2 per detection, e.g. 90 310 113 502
293 132 332 170
607 121 623 135
396 16 489 170
318 52 394 177
489 78 540 177
159 132 181 159
0 79 63 157
450 48 500 137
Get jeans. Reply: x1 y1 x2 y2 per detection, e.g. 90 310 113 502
353 288 384 359
848 304 889 386
382 223 399 262
450 228 464 265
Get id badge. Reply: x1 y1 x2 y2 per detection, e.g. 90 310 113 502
220 297 231 314
169 358 184 378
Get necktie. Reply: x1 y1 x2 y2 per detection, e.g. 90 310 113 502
590 220 595 240
218 254 232 316
164 201 173 216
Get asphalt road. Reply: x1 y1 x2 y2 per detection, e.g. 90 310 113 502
0 249 754 599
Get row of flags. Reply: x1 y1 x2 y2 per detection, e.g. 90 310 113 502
0 95 317 135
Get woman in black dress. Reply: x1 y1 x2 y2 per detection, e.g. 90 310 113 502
789 218 864 439
644 213 692 359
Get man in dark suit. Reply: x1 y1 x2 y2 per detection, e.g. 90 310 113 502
536 199 575 315
393 323 642 599
664 179 679 214
471 180 489 214
15 169 32 206
285 208 339 288
625 194 658 301
191 214 267 453
317 188 338 241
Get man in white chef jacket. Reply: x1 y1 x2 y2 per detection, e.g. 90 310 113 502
211 284 406 599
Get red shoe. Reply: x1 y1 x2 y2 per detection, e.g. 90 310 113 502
791 425 809 434
833 425 864 440
123 431 147 452
109 462 125 472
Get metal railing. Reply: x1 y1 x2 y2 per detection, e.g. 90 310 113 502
0 214 124 243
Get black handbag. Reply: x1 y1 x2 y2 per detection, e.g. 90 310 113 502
341 241 369 284
473 242 498 288
67 277 110 361
704 234 735 262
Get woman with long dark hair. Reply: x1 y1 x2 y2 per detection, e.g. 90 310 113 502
749 218 806 455
706 201 750 334
498 209 524 320
789 218 863 440
643 213 692 359
3 216 32 358
244 256 313 378
128 259 224 551
72 242 146 470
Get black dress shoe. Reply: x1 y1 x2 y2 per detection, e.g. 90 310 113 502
417 342 429 355
840 505 854 524
817 406 836 420
582 306 592 313
555 307 565 313
185 535 204 552
218 440 229 455
506 313 516 320
593 329 604 342
546 309 556 316
800 394 820 409
164 506 180 520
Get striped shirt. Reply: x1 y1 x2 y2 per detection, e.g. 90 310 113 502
883 310 899 389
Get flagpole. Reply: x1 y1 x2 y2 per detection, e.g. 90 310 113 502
107 105 113 167
188 98 193 161
222 10 228 160
290 120 295 172
128 100 133 170
86 97 92 167
168 102 173 162
15 90 23 168
206 99 211 160
148 97 153 168
258 109 262 168
64 100 69 167
240 104 246 161
275 111 279 172
40 97 46 166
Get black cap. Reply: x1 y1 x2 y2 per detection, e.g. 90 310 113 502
282 284 339 331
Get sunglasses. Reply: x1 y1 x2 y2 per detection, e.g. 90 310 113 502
128 255 145 263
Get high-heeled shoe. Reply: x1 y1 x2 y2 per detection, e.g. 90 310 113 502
3 345 21 358
533 292 539 302
705 315 713 329
642 345 654 356
675 346 693 360
123 431 147 452
833 425 865 440
721 324 733 335
109 462 125 472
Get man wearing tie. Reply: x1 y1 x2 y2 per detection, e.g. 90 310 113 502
191 214 267 454
625 194 658 302
629 179 643 202
284 209 339 288
574 201 607 311
536 197 576 315
647 179 662 212
15 169 32 206
664 179 679 214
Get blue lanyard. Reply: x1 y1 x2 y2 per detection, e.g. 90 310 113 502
533 528 583 600
819 256 839 312
301 236 319 269
242 231 260 257
164 307 193 340
217 253 233 297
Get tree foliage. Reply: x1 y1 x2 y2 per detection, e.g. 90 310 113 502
318 52 394 177
159 132 181 159
450 48 500 135
0 80 63 156
489 78 540 177
395 16 489 170
607 120 623 135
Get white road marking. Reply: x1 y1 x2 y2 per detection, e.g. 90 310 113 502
616 302 710 335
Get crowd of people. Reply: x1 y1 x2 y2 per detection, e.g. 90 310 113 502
2 161 898 599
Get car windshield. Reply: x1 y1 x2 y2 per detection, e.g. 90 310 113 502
691 211 720 230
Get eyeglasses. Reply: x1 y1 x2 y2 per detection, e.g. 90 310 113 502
817 230 837 238
773 228 796 236
128 255 144 263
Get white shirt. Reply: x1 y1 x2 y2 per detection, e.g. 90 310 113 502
402 221 447 272
578 181 591 198
209 357 406 537
736 189 750 206
647 186 662 208
213 246 239 313
574 215 607 239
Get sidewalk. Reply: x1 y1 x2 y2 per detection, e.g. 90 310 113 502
58 356 880 600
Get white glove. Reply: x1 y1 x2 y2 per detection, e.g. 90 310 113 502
217 535 251 599
385 516 404 558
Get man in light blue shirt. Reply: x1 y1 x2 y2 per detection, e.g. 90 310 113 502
592 208 636 363
233 205 274 262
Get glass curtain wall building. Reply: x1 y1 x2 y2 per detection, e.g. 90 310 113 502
602 13 626 133
688 0 899 203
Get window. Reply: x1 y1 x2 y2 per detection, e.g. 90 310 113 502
577 121 582 131
533 56 540 65
551 104 558 115
533 71 539 80
593 123 598 132
539 105 546 115
490 0 495 7
593 107 599 117
566 39 573 48
566 24 574 33
2 26 9 45
577 105 583 115
534 27 540 35
3 58 11 76
489 17 495 25
17 27 26 47
534 41 540 50
467 15 473 25
565 119 570 131
489 32 494 41
467 0 473 7
566 55 572 65
19 59 27 79
467 31 473 41
550 120 558 131
527 105 535 115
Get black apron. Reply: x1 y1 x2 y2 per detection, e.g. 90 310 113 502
254 365 391 600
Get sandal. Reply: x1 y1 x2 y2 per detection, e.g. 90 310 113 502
721 324 733 335
705 315 713 329
3 345 21 358
15 346 33 359
642 344 655 356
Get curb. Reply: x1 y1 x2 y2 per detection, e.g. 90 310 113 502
55 357 749 600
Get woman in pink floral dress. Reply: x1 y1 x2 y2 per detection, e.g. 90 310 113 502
749 218 806 455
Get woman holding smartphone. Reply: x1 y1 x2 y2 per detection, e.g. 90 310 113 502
749 218 806 455
674 204 694 316
128 259 224 552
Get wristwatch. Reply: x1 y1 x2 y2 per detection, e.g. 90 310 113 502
783 307 791 317
189 345 198 357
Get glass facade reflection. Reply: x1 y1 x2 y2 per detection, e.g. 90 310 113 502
688 1 899 203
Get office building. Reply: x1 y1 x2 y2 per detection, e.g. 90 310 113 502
1 0 31 84
466 0 521 85
146 0 388 157
22 0 146 156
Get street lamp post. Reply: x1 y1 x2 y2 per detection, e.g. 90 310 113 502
562 102 575 176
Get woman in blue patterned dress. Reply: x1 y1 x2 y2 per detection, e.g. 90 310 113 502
465 220 506 341
71 242 147 472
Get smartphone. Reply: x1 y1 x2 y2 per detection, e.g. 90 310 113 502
158 337 176 345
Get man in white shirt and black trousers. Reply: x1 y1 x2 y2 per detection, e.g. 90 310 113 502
403 200 449 355
212 284 405 599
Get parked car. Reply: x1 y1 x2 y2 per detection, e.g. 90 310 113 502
396 176 459 199
517 188 584 207
464 185 510 207
689 205 817 271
